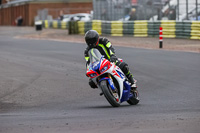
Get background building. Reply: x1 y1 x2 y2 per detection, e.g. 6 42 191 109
0 0 92 26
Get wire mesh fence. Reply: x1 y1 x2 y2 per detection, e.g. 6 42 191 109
93 0 132 21
92 0 200 21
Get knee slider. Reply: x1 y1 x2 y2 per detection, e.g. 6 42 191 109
89 79 97 88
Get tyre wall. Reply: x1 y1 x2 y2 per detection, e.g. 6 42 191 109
42 20 200 40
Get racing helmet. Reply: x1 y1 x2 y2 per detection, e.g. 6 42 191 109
85 30 99 47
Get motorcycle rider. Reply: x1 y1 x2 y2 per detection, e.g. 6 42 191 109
84 30 137 93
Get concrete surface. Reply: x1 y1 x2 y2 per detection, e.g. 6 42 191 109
0 26 200 133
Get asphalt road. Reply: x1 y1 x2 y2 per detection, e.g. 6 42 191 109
0 35 200 133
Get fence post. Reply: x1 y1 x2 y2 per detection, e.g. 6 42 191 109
196 0 198 20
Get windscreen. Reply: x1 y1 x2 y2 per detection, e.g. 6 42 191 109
88 48 102 64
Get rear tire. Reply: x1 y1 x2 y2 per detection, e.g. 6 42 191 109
100 80 120 107
127 90 139 105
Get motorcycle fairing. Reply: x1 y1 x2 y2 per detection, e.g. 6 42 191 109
121 81 133 103
86 48 134 103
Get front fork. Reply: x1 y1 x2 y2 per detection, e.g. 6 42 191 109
98 74 116 91
98 74 120 102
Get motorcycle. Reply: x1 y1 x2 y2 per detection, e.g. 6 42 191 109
86 48 139 107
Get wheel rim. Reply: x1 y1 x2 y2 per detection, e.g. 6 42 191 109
107 84 120 102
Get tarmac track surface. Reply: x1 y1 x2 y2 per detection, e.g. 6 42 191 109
0 35 200 133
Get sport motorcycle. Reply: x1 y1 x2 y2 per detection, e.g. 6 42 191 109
86 48 139 107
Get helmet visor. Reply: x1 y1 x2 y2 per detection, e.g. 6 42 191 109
86 37 98 47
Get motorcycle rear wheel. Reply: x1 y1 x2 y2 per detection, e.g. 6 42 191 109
100 80 120 107
127 89 139 105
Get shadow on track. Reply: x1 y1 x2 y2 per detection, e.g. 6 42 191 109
82 104 141 109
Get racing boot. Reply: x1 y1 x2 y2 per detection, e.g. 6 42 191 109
126 73 139 100
126 73 137 90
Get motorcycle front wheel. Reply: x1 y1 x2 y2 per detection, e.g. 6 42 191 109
100 80 120 107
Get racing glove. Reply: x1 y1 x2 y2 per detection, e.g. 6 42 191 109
110 55 118 63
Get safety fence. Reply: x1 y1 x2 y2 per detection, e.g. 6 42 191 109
42 20 200 40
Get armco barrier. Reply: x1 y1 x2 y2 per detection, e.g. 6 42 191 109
41 20 200 40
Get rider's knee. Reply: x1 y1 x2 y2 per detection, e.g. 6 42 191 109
116 61 129 74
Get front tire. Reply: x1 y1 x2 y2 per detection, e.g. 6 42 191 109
100 80 120 107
